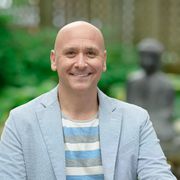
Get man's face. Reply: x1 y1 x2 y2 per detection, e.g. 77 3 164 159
50 23 106 92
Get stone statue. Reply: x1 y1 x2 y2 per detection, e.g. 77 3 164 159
126 38 175 151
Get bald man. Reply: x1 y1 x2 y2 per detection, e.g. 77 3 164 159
0 21 177 180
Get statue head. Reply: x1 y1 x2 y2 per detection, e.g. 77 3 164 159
137 38 164 75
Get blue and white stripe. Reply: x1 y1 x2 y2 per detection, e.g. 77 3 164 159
62 115 104 179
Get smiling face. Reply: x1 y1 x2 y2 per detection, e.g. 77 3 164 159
50 21 106 93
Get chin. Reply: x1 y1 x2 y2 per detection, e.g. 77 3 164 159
70 83 96 92
72 86 91 92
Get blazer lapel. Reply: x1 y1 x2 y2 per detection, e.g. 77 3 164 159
36 87 123 180
98 90 123 180
36 87 66 180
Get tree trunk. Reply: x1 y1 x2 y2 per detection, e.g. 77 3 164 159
39 0 53 27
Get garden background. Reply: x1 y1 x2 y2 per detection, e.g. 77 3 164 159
0 0 180 177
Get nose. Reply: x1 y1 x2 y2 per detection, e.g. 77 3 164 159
74 53 87 69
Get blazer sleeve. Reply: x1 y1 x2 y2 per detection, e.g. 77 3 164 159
0 111 26 180
137 112 177 180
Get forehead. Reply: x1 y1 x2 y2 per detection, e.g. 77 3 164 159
55 24 104 50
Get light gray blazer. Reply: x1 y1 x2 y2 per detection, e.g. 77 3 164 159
0 87 176 180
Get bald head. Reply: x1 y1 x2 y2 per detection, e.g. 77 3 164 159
59 21 102 36
50 21 107 92
54 21 105 52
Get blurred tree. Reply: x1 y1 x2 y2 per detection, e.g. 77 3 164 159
39 0 53 27
0 15 19 88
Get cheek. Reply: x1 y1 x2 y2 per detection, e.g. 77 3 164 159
56 59 69 70
96 61 105 72
56 60 74 77
91 64 105 77
55 62 65 77
90 57 104 68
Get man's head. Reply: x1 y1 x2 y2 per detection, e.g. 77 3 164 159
50 21 106 92
137 38 164 75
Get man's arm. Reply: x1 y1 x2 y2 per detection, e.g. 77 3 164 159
137 112 177 180
0 112 26 180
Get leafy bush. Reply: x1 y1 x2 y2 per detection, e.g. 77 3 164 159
99 44 139 96
0 15 58 124
0 15 180 127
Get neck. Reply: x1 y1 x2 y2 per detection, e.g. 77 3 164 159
58 86 99 120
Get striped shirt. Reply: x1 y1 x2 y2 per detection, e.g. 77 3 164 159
62 114 104 180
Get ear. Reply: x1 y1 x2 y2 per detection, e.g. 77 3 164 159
102 50 107 72
50 50 57 71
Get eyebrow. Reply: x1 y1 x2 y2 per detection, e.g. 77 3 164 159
62 46 99 52
85 47 99 52
62 47 77 53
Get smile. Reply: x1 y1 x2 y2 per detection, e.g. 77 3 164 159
70 73 92 77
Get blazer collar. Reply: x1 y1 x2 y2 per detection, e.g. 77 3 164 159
37 86 123 180
36 86 66 180
98 90 123 180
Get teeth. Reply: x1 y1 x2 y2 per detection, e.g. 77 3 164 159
73 73 89 77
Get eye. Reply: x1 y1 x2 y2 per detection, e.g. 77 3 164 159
86 50 97 58
65 51 76 58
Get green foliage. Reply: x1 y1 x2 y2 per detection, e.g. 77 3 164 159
0 15 58 88
0 15 58 124
0 15 17 87
98 44 139 95
169 74 180 120
0 15 180 127
0 15 141 125
0 80 56 126
6 29 57 87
